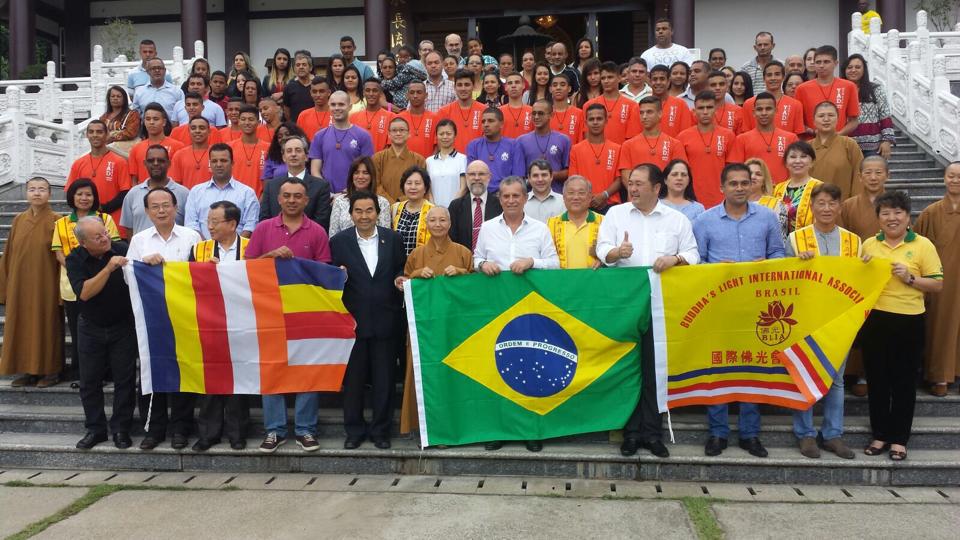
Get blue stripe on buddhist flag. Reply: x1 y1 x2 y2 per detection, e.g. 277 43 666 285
668 365 789 383
274 258 345 290
133 262 180 392
804 335 837 380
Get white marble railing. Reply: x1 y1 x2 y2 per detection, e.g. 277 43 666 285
849 10 960 161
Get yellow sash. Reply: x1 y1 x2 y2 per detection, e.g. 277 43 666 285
392 200 434 248
191 236 249 262
789 225 861 257
773 178 823 230
548 211 603 269
55 212 113 257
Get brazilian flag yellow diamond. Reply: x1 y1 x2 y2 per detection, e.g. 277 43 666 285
442 292 636 415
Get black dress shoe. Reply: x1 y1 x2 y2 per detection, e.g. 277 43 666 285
230 440 246 451
484 440 503 451
704 436 728 456
373 438 391 449
113 432 132 449
641 439 670 458
76 432 107 449
343 435 365 449
738 437 768 458
171 433 189 449
192 439 218 452
139 435 164 450
620 437 641 456
524 440 543 452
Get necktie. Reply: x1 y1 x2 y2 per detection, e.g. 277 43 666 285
472 197 483 249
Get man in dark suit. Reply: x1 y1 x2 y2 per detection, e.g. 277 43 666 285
260 136 332 231
330 190 407 450
448 160 502 250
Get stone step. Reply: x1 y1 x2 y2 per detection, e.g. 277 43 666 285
889 168 948 179
888 150 926 159
1 404 957 450
0 432 956 486
888 160 939 170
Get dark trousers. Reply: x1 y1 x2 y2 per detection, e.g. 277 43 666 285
77 316 137 435
139 391 196 438
623 326 662 441
860 310 924 446
64 301 80 380
343 336 397 439
197 395 250 443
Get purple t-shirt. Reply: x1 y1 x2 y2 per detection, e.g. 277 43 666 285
517 130 571 191
261 159 287 180
466 136 527 192
308 125 374 193
244 215 332 262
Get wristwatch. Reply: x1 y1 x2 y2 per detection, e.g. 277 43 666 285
908 274 916 285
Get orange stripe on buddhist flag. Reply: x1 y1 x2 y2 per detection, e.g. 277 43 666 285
246 259 288 394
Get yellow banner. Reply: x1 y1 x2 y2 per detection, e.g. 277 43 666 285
651 257 891 411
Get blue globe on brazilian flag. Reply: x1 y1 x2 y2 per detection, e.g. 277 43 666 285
405 268 650 447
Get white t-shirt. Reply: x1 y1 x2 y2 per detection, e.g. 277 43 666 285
641 43 696 69
425 150 467 208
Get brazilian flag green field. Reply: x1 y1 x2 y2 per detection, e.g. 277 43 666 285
404 268 651 447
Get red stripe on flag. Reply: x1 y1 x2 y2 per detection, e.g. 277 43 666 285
668 379 800 395
283 311 356 340
189 263 234 394
790 344 829 397
668 393 810 410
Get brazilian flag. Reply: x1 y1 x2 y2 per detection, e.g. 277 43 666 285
405 268 651 447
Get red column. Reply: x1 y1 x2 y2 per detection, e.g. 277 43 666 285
669 0 695 48
181 0 208 55
365 0 389 59
9 0 36 78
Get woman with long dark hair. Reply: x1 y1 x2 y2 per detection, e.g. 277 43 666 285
659 159 705 221
571 37 596 72
262 48 293 101
575 58 602 108
326 54 347 91
477 72 505 108
523 62 551 105
842 54 895 159
730 71 754 107
99 85 140 146
329 157 393 235
343 64 365 114
669 61 689 97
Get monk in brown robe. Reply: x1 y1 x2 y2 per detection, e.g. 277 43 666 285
398 206 472 436
914 162 960 396
810 101 863 200
0 177 63 386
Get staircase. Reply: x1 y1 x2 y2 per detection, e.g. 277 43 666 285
0 131 956 487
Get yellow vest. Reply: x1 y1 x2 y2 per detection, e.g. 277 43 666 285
191 236 249 262
392 200 433 248
53 212 116 257
772 178 823 231
756 195 780 211
788 225 861 257
548 211 603 269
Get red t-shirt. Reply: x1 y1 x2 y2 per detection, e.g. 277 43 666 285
737 128 799 185
584 95 641 144
127 137 185 184
658 94 695 137
67 151 131 225
618 133 688 173
398 110 438 158
297 108 332 140
169 123 222 147
741 95 806 135
228 139 270 196
795 78 861 131
714 103 745 135
550 106 585 144
569 140 622 205
676 125 742 208
501 104 534 139
438 101 486 153
168 145 213 189
351 108 397 152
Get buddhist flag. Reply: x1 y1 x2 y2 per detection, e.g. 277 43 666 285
126 258 356 395
406 268 649 448
650 257 891 411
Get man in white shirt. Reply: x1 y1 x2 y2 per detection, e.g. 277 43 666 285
125 187 202 452
525 160 564 223
620 58 652 103
641 18 695 69
596 163 699 459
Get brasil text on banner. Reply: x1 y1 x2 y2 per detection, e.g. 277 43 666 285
406 268 651 448
125 258 356 395
650 257 891 412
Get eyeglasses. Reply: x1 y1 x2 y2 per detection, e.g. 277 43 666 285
148 203 174 211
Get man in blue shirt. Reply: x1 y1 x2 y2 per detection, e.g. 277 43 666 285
466 108 525 192
173 74 227 127
132 58 184 121
692 162 785 459
340 36 375 82
126 40 172 92
183 144 261 239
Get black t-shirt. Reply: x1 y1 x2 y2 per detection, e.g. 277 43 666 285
282 79 313 120
66 242 134 326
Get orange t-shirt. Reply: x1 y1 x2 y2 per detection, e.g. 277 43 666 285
569 140 622 205
351 108 397 152
127 137 185 184
741 95 806 135
168 145 213 189
737 128 798 185
438 101 486 153
658 94 695 137
618 133 688 174
714 103 745 135
228 139 270 196
550 106 585 144
257 124 275 144
676 125 743 209
795 78 861 131
67 151 131 225
219 126 242 143
501 104 534 139
169 123 222 147
398 110 438 157
584 95 641 144
297 108 332 140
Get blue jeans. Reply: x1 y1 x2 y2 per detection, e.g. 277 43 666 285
793 361 846 440
261 393 319 438
707 403 760 439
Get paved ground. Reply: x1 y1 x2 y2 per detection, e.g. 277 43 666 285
2 471 958 539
